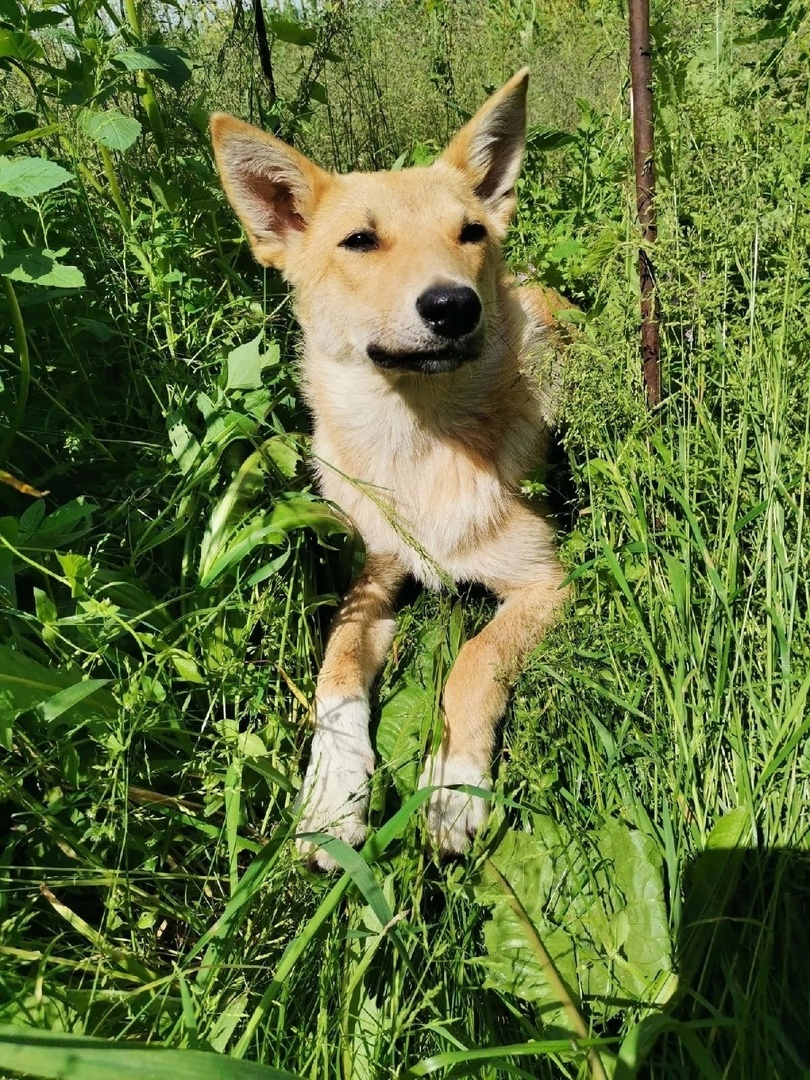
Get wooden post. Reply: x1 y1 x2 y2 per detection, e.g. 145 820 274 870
629 0 661 408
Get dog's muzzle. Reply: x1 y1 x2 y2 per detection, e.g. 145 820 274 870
366 343 479 375
368 285 483 374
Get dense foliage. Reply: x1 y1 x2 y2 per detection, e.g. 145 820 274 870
1 1 809 1077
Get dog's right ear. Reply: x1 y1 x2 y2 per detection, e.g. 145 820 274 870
210 114 329 270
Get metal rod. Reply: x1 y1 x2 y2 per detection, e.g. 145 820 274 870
629 0 661 408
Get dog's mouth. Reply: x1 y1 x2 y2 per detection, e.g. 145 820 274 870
367 342 480 375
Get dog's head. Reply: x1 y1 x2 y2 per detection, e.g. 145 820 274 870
211 70 528 375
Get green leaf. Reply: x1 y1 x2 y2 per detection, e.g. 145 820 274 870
705 806 751 850
171 653 205 684
267 493 349 540
22 497 95 550
0 1025 303 1080
0 646 114 730
377 622 444 796
112 46 193 89
81 110 142 152
0 155 74 198
268 17 317 46
199 514 285 588
474 816 675 1029
0 1 21 26
377 681 433 797
200 492 348 589
57 552 94 596
405 1037 613 1077
592 819 674 993
245 550 290 587
225 333 279 390
264 435 301 479
27 9 69 29
526 125 576 152
167 414 201 474
547 238 584 263
0 247 84 288
0 123 62 154
199 445 273 584
474 823 580 1028
297 834 400 933
308 81 328 105
33 679 111 725
0 28 42 61
679 807 753 987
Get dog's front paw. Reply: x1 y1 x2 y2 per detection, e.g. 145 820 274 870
296 696 374 871
419 752 491 856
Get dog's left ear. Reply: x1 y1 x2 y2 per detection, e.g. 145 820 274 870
441 68 529 236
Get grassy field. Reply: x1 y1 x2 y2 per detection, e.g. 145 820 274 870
1 1 809 1077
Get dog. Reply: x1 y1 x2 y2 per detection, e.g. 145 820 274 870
211 69 571 870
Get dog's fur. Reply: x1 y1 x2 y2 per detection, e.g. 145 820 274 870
211 70 570 869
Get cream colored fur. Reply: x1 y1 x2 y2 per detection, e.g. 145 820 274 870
211 70 570 870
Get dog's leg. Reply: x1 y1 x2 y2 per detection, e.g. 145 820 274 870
421 518 568 855
297 553 405 870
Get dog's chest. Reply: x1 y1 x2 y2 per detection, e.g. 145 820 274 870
313 418 509 586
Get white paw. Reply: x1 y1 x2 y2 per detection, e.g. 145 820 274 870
296 696 374 871
419 752 491 856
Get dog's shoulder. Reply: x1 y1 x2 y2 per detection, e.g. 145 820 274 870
514 281 575 336
511 281 575 430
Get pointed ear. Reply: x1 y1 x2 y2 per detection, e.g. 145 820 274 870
441 69 529 235
210 114 329 270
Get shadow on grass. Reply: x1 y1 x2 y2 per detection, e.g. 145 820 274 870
627 845 810 1079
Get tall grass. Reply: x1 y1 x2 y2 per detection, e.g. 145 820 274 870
1 1 808 1078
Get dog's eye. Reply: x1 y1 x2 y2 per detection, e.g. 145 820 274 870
459 222 487 244
340 230 379 252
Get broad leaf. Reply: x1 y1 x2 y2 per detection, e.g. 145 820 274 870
198 514 286 588
199 445 272 582
225 333 280 390
81 110 142 152
167 414 201 474
0 247 84 288
112 46 193 89
474 815 675 1031
0 28 41 60
309 81 328 105
20 497 96 550
268 17 317 46
0 1 21 24
200 494 348 588
0 155 73 198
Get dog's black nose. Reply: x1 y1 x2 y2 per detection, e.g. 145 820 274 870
416 285 482 339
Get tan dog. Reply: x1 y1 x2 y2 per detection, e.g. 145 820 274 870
211 70 570 870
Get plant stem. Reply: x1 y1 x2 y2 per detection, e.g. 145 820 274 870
122 0 167 154
0 276 31 465
99 145 129 222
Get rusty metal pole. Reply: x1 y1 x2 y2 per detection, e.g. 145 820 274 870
629 0 661 408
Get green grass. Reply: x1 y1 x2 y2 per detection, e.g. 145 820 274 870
1 1 809 1078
